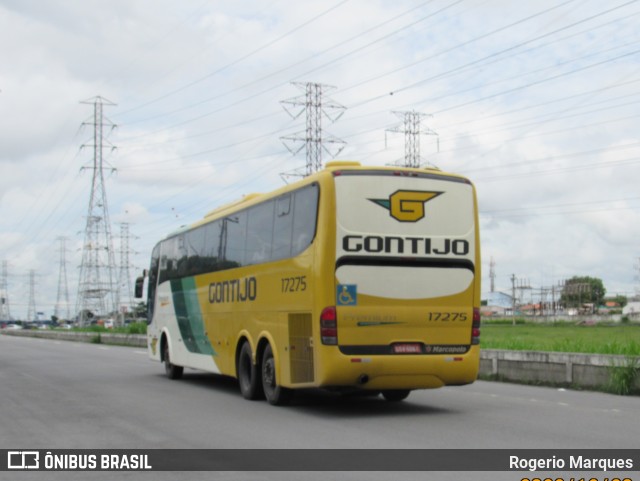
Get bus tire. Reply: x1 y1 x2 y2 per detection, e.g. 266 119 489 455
163 340 183 380
381 389 410 402
237 342 263 400
261 344 292 406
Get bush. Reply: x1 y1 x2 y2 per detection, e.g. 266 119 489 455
608 356 639 395
125 322 147 334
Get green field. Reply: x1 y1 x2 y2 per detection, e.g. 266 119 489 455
481 322 640 356
65 321 640 356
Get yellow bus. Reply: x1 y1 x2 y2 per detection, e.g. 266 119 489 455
136 161 481 405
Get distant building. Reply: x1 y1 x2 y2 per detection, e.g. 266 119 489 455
622 302 640 318
482 291 513 316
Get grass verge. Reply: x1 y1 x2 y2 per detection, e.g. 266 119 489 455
481 322 640 356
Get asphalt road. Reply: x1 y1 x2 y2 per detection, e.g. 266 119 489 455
1 333 638 481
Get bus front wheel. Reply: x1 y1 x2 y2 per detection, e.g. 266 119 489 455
237 342 263 400
163 340 184 380
261 344 292 406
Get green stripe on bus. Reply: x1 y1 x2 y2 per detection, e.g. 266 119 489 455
171 278 216 356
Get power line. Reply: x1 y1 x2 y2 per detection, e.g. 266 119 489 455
114 0 449 130
431 48 640 117
110 0 636 162
115 0 352 117
117 4 636 178
481 195 640 217
353 0 638 106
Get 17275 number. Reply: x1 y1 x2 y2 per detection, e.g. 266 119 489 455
281 276 307 293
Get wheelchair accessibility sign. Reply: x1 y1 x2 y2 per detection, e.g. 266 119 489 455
337 284 357 306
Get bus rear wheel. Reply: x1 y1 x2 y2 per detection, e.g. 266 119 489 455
237 342 263 400
163 340 183 380
381 389 410 402
261 344 292 406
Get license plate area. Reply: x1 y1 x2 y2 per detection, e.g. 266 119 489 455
392 343 423 354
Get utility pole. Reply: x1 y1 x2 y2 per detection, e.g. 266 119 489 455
280 82 346 178
635 257 640 300
55 236 70 320
489 256 496 293
386 110 438 168
511 274 516 325
116 222 137 322
552 280 567 321
510 274 532 325
76 96 117 326
27 269 36 322
0 260 10 320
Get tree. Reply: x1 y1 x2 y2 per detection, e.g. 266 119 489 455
606 294 628 308
133 302 147 319
77 309 94 324
560 276 606 309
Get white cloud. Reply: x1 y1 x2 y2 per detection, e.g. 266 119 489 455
1 0 639 318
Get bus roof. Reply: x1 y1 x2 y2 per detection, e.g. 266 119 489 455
186 161 470 231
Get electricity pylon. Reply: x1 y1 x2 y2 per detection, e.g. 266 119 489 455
116 222 137 319
280 82 346 177
76 96 117 325
27 269 36 322
386 110 438 168
55 236 70 320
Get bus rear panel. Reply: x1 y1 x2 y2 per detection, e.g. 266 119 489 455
316 168 480 390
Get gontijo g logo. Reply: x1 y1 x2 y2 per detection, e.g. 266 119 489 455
369 190 442 222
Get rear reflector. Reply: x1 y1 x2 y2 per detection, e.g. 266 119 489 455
472 307 481 345
320 306 338 345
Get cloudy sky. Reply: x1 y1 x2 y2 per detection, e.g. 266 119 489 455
1 0 639 319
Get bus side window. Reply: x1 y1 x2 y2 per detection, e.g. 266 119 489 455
272 194 293 260
224 211 247 268
148 245 160 321
203 220 221 273
185 226 207 276
159 237 178 283
291 184 319 255
246 199 275 264
176 235 189 278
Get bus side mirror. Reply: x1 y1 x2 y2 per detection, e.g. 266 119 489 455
134 270 147 299
134 277 144 299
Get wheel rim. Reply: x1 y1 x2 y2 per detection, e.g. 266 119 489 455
263 357 275 389
239 350 251 391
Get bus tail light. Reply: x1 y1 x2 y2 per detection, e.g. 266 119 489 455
320 306 338 345
471 307 481 345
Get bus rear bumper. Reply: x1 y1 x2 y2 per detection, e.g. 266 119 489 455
315 346 480 390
